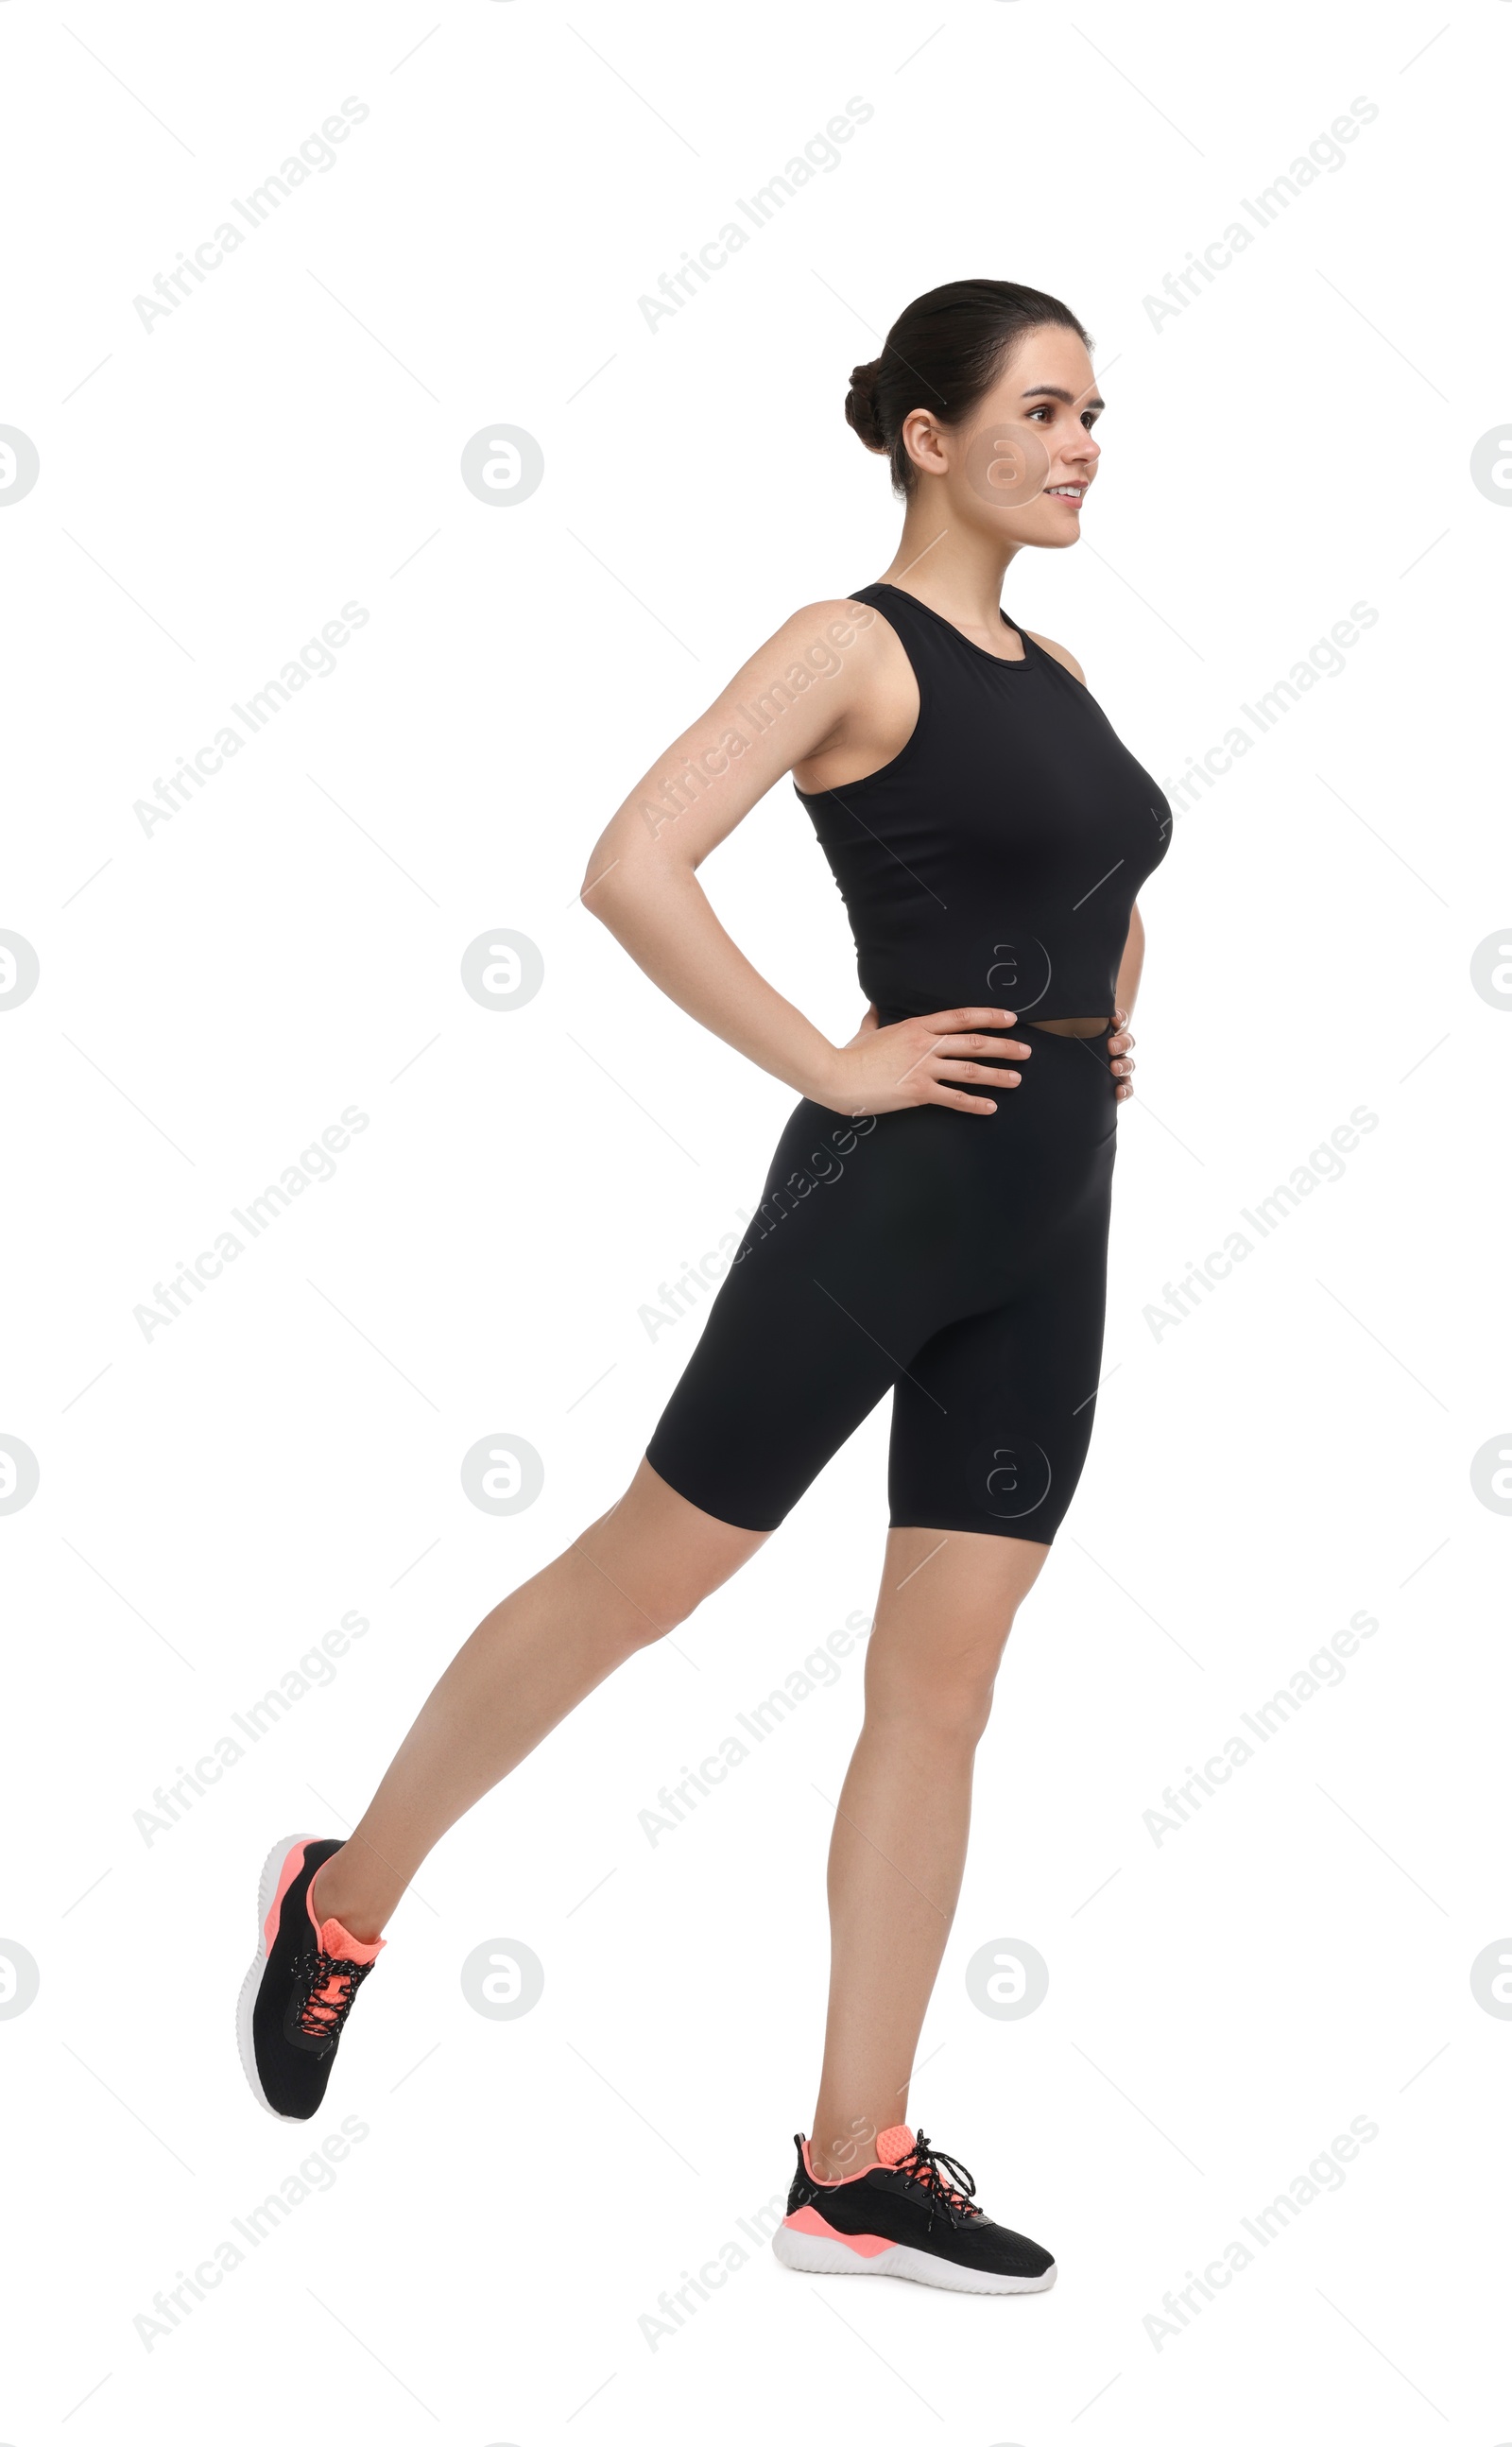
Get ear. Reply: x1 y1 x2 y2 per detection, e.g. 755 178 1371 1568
899 406 951 480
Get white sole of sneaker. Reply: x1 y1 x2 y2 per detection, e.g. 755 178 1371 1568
771 2221 1056 2295
236 1830 317 2122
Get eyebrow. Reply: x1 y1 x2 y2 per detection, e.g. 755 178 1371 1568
1021 385 1106 411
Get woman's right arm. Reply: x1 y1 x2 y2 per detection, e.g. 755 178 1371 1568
581 601 1029 1118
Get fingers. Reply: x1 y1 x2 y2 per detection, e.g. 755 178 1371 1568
925 1006 1018 1033
935 1059 1022 1089
1109 1008 1135 1081
929 1085 999 1114
1110 1011 1135 1102
896 1057 1019 1105
892 1021 1029 1101
934 1030 1033 1060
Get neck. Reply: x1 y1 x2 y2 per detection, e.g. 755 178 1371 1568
880 506 1020 627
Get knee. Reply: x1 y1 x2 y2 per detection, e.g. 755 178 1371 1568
910 1668 1000 1749
575 1463 761 1655
613 1568 711 1653
870 1654 1003 1751
869 1620 1017 1748
567 1525 718 1657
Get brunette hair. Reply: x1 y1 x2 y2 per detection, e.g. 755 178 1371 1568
845 278 1091 495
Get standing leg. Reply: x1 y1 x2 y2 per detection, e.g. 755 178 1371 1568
808 1525 1049 2177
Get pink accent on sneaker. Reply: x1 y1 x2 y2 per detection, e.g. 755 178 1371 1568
800 2123 916 2186
877 2124 973 2212
782 2206 894 2257
264 1839 312 1955
311 1910 385 1967
297 1905 386 2038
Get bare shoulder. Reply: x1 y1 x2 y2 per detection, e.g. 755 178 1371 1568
1024 629 1087 686
719 595 896 698
766 595 894 665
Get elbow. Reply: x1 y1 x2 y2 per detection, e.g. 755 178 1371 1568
580 856 626 926
581 851 684 932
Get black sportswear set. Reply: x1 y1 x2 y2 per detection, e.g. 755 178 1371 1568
646 581 1173 1544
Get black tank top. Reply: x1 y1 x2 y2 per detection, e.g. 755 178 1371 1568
795 581 1172 1025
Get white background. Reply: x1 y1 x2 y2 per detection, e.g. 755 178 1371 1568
2 1 1506 2438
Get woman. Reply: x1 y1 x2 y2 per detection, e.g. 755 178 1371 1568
239 278 1169 2299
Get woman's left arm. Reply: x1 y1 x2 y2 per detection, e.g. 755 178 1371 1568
1109 904 1143 1103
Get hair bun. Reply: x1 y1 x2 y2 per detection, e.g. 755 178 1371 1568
845 357 888 454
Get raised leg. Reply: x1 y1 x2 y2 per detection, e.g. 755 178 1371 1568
309 1460 766 1939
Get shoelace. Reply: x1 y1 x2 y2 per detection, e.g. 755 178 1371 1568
897 2131 983 2228
292 1949 374 2043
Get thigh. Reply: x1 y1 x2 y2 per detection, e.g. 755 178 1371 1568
645 1103 958 1533
886 1190 1112 1543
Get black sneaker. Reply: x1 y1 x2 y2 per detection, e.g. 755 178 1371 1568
237 1834 385 2122
772 2123 1056 2295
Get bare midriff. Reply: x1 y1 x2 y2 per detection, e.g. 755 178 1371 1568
1026 1016 1108 1038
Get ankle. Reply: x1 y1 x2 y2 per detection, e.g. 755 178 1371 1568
308 1862 386 1947
808 2109 894 2184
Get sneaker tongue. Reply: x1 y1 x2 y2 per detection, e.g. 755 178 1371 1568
315 1914 385 1965
876 2124 915 2165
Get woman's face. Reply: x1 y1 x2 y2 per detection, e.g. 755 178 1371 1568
905 325 1105 547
